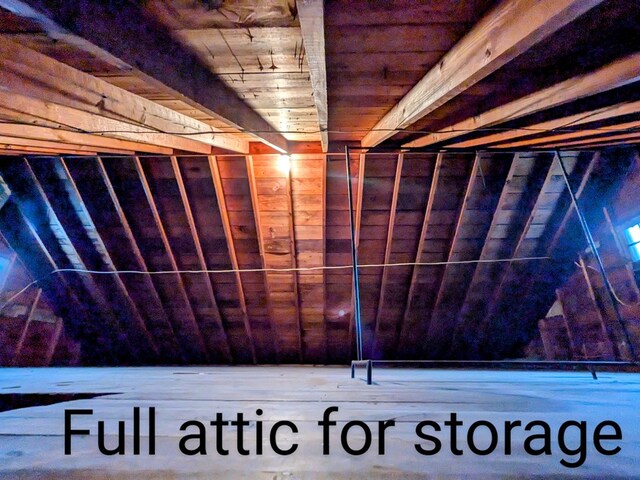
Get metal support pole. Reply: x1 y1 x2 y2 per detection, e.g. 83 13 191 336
556 151 637 362
366 359 373 385
351 362 355 378
345 146 364 361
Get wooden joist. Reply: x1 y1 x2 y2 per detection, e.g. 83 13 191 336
361 0 604 147
405 52 640 148
449 100 640 149
170 157 234 364
0 124 172 155
0 0 288 152
298 0 329 152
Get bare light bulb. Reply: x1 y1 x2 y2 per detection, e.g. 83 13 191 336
277 155 291 174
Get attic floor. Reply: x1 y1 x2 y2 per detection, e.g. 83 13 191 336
0 366 638 479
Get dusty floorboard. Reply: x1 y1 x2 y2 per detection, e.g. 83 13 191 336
0 366 638 478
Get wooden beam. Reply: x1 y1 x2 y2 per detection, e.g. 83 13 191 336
0 0 288 152
424 154 482 351
246 155 282 362
92 156 183 362
285 159 305 363
208 155 257 364
170 156 234 364
0 91 211 154
297 0 329 152
348 152 366 358
12 288 41 365
0 145 97 156
362 0 604 147
405 52 640 148
133 156 210 362
0 123 172 155
34 156 159 356
534 131 640 149
372 153 403 357
493 120 640 149
0 39 250 153
449 100 640 149
0 135 131 155
396 153 443 356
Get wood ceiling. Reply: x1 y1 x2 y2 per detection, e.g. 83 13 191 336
0 0 639 364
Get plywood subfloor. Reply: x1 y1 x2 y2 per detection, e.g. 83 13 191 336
0 366 638 478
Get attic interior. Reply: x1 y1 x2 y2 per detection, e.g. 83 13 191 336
0 0 638 369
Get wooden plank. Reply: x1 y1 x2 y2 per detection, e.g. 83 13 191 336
133 156 209 361
171 156 233 363
0 0 288 152
297 0 328 152
0 135 131 155
405 52 640 148
0 38 249 153
0 123 172 155
362 0 604 147
208 156 257 364
449 100 640 149
533 130 640 149
371 154 403 357
425 154 482 348
0 91 210 153
396 153 443 356
12 288 41 365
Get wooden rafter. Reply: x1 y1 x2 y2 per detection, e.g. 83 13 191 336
534 131 640 149
133 156 210 362
245 155 282 362
396 153 443 356
475 156 558 341
0 91 211 154
0 39 250 153
371 153 403 357
208 155 257 364
405 52 640 148
449 154 523 352
92 156 183 361
450 100 640 149
0 0 288 152
297 0 328 151
424 154 482 351
170 156 234 363
348 152 366 358
362 0 604 147
38 156 159 355
0 124 172 155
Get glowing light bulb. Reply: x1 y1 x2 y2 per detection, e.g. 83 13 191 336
277 155 291 174
338 309 345 317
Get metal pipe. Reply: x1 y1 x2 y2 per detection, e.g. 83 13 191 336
555 151 637 361
345 146 364 361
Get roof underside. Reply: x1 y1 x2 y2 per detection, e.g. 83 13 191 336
0 0 639 364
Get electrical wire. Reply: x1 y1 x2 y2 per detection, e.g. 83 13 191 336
0 255 551 313
0 119 639 137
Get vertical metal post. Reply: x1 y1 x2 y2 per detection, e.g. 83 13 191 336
351 362 355 378
345 146 364 361
366 359 373 385
556 151 637 361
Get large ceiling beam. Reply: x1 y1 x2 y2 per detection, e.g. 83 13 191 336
405 52 640 148
361 0 604 148
0 0 288 153
449 100 640 149
0 39 249 154
297 0 328 152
